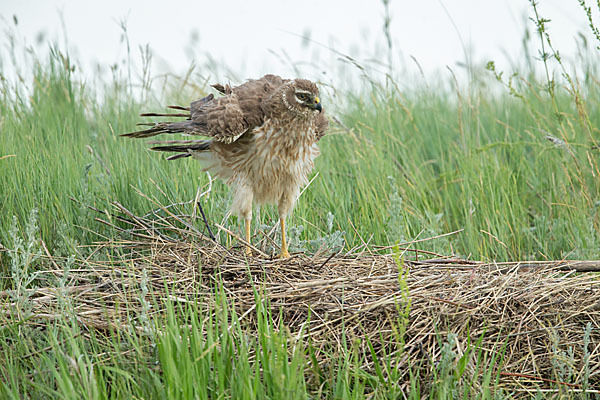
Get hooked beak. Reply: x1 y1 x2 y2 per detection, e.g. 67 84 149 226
314 96 322 113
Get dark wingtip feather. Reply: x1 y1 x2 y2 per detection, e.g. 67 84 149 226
139 112 190 118
150 145 190 152
167 105 190 111
211 84 232 95
211 84 226 94
150 140 210 153
166 153 192 161
120 127 164 138
148 139 202 145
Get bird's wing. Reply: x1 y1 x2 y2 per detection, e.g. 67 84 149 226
122 74 287 142
192 74 288 143
195 95 250 143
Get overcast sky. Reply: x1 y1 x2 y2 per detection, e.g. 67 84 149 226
0 0 596 87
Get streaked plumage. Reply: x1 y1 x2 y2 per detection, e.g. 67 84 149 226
122 74 329 257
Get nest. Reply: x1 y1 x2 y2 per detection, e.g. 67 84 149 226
2 200 600 394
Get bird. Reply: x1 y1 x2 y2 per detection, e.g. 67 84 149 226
121 74 329 258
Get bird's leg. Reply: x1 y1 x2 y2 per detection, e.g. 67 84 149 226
279 217 290 259
278 192 296 259
232 183 254 257
245 218 252 256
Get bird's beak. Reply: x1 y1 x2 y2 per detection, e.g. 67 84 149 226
314 96 322 113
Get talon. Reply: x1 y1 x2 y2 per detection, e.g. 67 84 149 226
279 250 291 259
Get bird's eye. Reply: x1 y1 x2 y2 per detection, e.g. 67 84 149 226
296 93 308 102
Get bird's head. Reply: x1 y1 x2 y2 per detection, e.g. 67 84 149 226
281 79 322 117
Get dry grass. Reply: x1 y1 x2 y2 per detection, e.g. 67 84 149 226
2 202 600 393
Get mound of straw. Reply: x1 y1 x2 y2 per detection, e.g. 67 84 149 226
2 200 600 394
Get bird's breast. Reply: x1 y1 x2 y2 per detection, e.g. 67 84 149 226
243 120 320 203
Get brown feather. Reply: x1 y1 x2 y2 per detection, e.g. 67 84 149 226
315 112 329 141
120 120 207 138
120 126 165 138
211 83 232 95
150 141 210 153
166 153 192 160
148 139 206 145
139 112 190 118
167 105 190 111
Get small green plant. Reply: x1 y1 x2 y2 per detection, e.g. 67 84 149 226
392 243 411 348
298 211 345 254
5 209 41 319
258 211 345 255
386 176 409 245
136 267 153 336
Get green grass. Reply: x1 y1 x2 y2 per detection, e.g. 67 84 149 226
0 271 505 399
2 46 600 262
2 4 600 397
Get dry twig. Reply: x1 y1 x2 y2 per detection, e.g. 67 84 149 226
2 202 599 393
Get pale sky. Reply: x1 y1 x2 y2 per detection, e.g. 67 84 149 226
0 0 595 87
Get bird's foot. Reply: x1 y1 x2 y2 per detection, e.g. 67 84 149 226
279 249 291 259
245 246 253 258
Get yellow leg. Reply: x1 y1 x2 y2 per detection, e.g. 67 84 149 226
245 218 252 256
280 217 290 259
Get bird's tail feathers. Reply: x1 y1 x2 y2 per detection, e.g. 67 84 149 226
120 94 214 138
149 140 211 161
120 120 206 138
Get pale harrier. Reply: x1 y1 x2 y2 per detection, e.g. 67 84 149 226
122 74 329 258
